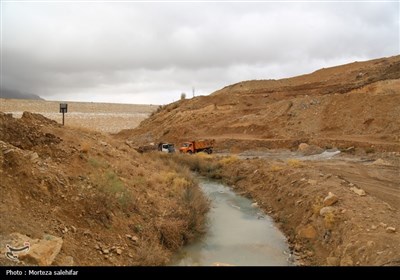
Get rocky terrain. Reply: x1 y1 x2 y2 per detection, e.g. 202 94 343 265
0 112 208 266
1 55 399 266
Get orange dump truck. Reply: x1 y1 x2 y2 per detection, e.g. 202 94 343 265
179 139 215 154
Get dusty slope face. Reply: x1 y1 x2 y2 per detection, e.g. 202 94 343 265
118 56 400 152
0 112 208 266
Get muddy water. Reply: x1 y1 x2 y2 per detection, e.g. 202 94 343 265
171 178 293 266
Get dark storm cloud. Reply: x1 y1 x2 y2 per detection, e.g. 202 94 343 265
1 1 399 104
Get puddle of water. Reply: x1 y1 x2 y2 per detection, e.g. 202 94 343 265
171 179 293 266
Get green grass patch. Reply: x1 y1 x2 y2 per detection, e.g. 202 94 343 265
88 157 109 169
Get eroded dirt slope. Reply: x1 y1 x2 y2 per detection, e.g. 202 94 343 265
119 55 400 152
0 112 208 266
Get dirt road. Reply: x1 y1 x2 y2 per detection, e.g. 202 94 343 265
220 149 400 209
314 159 400 209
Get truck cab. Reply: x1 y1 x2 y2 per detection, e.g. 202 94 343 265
179 142 193 154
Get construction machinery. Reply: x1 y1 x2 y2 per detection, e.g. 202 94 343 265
179 139 215 154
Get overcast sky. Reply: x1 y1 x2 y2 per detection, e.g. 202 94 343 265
1 1 399 105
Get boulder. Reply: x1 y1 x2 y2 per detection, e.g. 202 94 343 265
298 143 324 156
102 249 110 254
251 202 258 208
297 225 317 239
350 187 366 196
298 143 310 152
131 236 139 242
386 227 396 233
29 152 39 163
320 206 335 217
323 192 338 206
18 234 63 266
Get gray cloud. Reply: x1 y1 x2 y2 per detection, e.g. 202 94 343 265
1 1 399 104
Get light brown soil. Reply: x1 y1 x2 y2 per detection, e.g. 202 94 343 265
119 55 400 153
118 55 400 266
217 155 400 266
1 55 399 266
0 112 208 266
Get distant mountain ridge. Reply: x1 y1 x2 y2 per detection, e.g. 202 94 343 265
0 88 44 100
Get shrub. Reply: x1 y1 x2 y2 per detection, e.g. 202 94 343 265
270 165 284 172
219 155 239 165
181 185 209 241
365 147 375 154
134 242 169 266
311 197 324 215
90 168 135 212
80 141 91 153
104 171 125 193
88 157 109 169
324 211 336 229
287 158 303 168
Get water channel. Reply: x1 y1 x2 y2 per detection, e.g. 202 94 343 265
171 178 293 266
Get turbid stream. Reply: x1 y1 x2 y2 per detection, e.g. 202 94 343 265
171 178 293 266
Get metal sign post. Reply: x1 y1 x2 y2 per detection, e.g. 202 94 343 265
59 103 68 125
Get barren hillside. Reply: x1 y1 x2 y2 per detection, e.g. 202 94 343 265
119 55 400 152
0 112 208 266
1 55 399 267
113 56 400 266
121 54 399 266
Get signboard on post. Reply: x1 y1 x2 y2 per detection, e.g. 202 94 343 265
59 103 68 125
